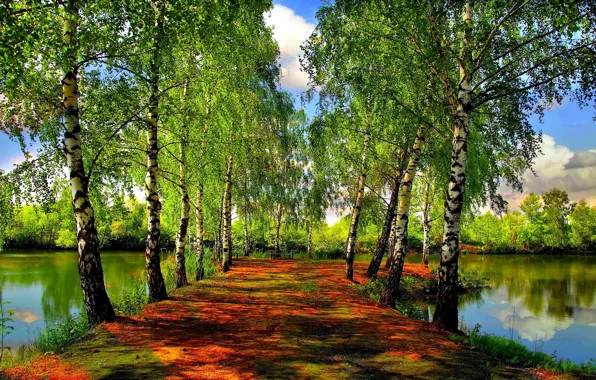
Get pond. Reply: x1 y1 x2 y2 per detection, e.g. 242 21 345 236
407 253 596 365
0 250 147 351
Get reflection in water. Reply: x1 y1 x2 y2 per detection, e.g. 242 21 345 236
408 254 596 364
12 310 41 324
0 250 146 349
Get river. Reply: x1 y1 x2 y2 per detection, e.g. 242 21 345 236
1 250 594 364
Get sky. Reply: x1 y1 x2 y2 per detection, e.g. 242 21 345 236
1 0 595 223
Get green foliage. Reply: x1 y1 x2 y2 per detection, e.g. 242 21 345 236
354 278 386 303
0 291 15 364
429 267 488 292
34 314 89 353
352 278 426 320
455 325 596 375
462 189 596 253
4 187 158 250
112 277 148 316
458 270 490 291
570 200 596 251
0 172 13 251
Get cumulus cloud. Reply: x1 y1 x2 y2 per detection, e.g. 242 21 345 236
266 4 315 90
502 135 596 208
565 150 596 169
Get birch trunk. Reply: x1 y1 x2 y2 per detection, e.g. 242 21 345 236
175 143 189 288
385 216 398 269
144 6 167 303
222 156 233 272
345 132 370 281
225 158 233 265
215 191 224 261
307 221 313 259
382 127 426 306
195 184 205 281
367 170 402 278
422 177 432 267
61 5 115 325
274 204 283 255
432 2 474 332
243 221 250 256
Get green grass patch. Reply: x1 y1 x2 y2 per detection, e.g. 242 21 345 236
63 326 165 379
452 325 596 375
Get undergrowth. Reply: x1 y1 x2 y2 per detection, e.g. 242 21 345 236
34 313 89 353
352 277 426 320
116 247 219 314
452 324 596 375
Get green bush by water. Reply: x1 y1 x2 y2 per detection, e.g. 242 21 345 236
352 278 426 320
458 269 489 290
113 276 148 316
34 313 88 353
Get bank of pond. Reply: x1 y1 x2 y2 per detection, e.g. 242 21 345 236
0 249 594 370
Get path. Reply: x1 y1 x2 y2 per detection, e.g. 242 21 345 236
3 259 548 379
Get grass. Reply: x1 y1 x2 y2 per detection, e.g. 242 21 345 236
115 247 219 316
3 258 594 379
452 324 596 375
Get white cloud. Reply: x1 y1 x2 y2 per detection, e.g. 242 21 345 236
501 135 596 208
266 4 315 90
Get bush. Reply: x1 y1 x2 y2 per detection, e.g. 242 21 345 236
34 313 88 353
354 278 386 303
113 276 148 316
352 278 426 320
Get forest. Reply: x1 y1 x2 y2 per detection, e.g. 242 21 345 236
1 0 596 379
2 185 595 255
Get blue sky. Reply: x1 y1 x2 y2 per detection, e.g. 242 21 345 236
2 0 595 210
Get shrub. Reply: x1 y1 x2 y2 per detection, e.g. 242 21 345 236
353 278 386 303
113 276 148 316
352 278 426 320
34 313 88 353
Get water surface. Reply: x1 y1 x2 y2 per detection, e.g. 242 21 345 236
408 254 596 364
0 250 146 350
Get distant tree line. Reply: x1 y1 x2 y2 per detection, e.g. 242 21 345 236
462 188 596 254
